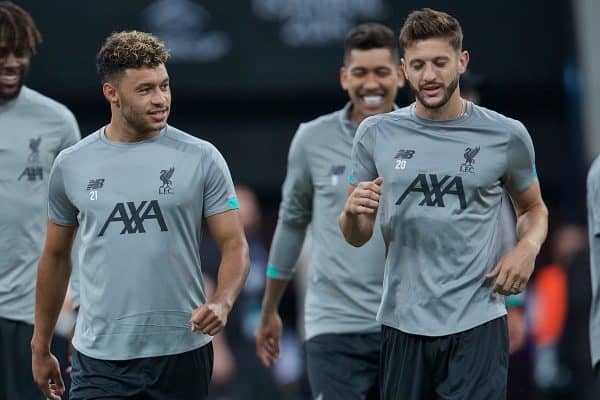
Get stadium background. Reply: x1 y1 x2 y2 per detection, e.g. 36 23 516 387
11 0 600 398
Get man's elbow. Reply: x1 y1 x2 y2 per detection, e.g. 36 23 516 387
522 200 549 220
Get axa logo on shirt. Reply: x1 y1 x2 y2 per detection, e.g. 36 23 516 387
98 200 168 237
396 174 467 210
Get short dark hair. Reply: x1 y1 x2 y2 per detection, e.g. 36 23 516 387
0 1 42 56
344 23 398 63
96 31 169 83
399 8 463 52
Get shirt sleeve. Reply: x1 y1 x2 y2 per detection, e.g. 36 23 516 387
503 120 537 194
349 117 378 185
588 158 600 236
48 158 78 226
203 144 238 217
267 124 313 280
60 109 81 150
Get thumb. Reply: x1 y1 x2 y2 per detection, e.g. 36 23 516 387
373 177 383 186
486 260 502 279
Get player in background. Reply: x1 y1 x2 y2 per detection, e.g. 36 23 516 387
0 2 80 399
256 23 404 399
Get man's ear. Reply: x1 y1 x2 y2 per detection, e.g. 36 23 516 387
102 82 119 108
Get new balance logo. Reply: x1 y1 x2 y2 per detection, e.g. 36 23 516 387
329 165 345 185
394 149 415 170
396 174 467 209
87 179 105 190
98 200 168 236
329 165 345 176
394 149 415 160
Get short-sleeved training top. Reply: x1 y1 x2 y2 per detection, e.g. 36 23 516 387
0 86 80 324
48 125 238 360
587 155 600 368
268 103 386 340
350 102 537 336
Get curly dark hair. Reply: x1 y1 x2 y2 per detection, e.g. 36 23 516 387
0 1 43 56
96 31 169 83
399 8 463 52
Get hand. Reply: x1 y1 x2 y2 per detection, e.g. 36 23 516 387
32 350 65 400
189 301 230 336
255 311 282 367
344 177 383 216
486 239 538 295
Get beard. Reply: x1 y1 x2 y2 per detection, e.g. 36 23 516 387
119 98 158 135
0 68 27 101
409 74 460 109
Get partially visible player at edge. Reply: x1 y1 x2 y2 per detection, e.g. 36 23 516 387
340 9 548 400
256 23 404 399
587 156 600 385
0 2 80 399
31 31 249 400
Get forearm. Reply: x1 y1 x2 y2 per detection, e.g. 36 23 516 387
32 252 72 352
267 219 308 280
212 237 250 310
339 210 375 247
516 202 548 253
261 219 307 312
261 278 290 313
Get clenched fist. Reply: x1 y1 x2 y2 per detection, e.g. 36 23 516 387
190 301 231 336
344 177 383 215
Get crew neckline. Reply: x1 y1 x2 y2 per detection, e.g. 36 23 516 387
410 101 473 126
100 125 168 147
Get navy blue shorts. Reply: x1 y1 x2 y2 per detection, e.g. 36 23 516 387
70 343 213 400
380 316 508 400
0 317 45 400
305 332 380 400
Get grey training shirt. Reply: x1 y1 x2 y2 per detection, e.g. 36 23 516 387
0 86 80 324
48 125 238 360
268 103 386 340
350 102 537 336
587 155 600 368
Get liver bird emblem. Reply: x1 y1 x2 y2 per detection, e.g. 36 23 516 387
27 137 42 163
30 137 41 153
463 146 480 166
160 167 175 188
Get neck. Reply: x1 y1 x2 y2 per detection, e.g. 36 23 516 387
105 112 161 143
349 104 393 126
415 90 465 121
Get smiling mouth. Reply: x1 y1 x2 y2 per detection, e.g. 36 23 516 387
0 71 20 86
149 109 168 115
362 95 383 106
